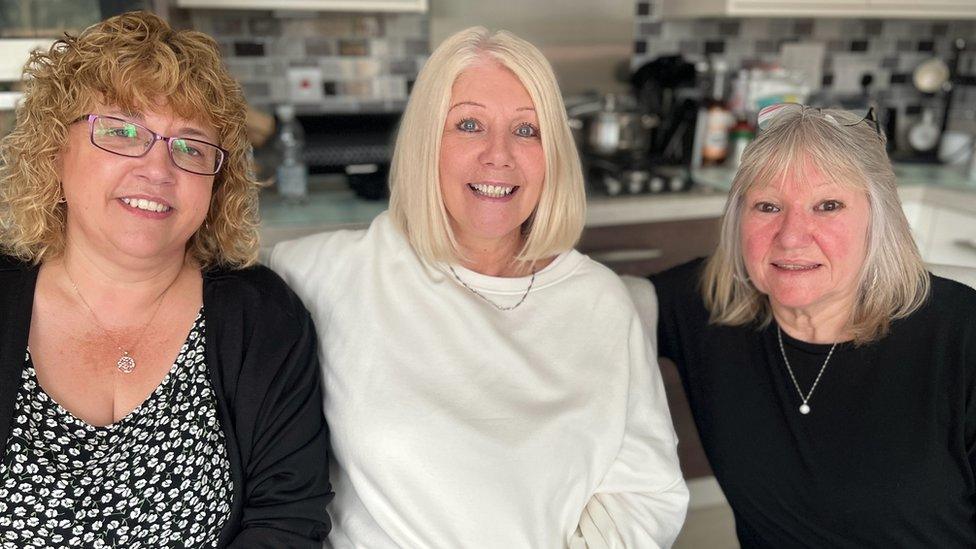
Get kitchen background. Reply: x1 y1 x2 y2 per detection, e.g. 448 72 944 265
3 2 976 546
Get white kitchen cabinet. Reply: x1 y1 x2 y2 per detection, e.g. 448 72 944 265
924 206 976 269
867 0 976 19
661 0 975 18
175 0 427 12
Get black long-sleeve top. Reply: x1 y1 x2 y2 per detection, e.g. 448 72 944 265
0 255 333 548
651 258 976 548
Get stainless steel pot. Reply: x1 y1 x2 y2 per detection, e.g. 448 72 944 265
577 94 658 156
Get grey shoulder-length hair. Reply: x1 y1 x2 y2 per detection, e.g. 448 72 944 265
387 26 586 267
701 105 930 344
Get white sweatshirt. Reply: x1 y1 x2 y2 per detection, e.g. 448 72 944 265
270 212 688 549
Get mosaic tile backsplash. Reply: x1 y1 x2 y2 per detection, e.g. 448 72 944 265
632 0 976 134
188 9 428 113
190 2 976 134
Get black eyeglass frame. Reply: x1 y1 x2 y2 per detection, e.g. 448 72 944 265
77 113 229 176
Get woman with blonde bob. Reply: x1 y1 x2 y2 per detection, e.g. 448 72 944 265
0 12 331 547
651 103 976 547
272 26 687 548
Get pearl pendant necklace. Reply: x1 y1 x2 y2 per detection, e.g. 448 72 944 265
777 326 838 415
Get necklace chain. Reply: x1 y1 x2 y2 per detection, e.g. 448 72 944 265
64 263 180 373
777 325 838 415
449 266 535 311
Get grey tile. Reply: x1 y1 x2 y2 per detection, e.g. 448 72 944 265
314 14 357 36
896 40 914 53
242 81 271 100
305 38 335 57
403 38 428 56
223 59 253 80
234 41 266 57
370 39 390 58
793 19 814 37
253 60 285 79
387 58 417 76
840 20 864 36
718 20 740 37
864 20 883 37
881 56 899 70
287 59 318 69
827 40 848 53
812 19 844 39
638 21 662 37
693 20 718 36
249 17 281 37
272 37 305 58
354 15 384 38
212 14 246 36
339 80 373 98
338 39 369 57
755 40 779 55
678 40 702 55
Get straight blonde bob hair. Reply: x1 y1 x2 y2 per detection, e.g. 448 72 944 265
0 11 260 268
702 105 930 344
388 26 585 267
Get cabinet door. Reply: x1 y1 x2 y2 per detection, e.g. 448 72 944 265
729 0 868 16
901 200 936 259
175 0 427 11
926 207 976 269
866 0 976 16
578 217 721 277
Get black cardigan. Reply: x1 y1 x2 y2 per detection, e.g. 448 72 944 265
0 255 333 548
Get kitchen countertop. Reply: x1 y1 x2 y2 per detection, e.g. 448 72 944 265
259 163 976 247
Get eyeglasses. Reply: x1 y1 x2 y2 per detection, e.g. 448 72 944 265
757 103 882 139
79 113 228 176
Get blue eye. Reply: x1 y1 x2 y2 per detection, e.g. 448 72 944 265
457 118 480 132
514 123 539 138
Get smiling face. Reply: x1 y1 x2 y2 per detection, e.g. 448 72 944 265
58 103 216 266
438 59 546 255
740 164 871 320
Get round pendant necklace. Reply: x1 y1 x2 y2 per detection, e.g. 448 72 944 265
64 263 180 374
777 325 838 415
449 265 535 311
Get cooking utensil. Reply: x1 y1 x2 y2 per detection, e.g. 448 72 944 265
586 93 658 156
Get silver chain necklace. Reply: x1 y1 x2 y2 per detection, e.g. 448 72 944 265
777 325 838 415
448 265 535 311
64 264 179 374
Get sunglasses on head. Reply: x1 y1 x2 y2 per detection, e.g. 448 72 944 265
756 103 882 139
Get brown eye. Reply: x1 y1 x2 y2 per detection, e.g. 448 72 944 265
755 202 779 213
816 200 844 212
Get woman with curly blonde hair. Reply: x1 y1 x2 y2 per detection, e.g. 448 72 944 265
0 11 331 547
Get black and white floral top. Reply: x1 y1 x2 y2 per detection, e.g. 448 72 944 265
0 312 233 548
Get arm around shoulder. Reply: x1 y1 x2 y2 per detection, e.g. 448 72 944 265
210 268 333 548
570 304 689 548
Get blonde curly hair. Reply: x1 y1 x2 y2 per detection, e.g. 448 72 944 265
0 11 260 268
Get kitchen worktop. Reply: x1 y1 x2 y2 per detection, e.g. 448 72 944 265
258 163 976 247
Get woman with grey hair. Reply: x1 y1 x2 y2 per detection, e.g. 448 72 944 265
651 103 976 547
271 26 687 548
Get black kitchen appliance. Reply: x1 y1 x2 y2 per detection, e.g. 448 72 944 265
296 111 400 200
